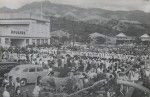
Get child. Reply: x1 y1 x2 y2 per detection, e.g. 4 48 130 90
33 78 41 97
33 84 41 97
3 85 10 97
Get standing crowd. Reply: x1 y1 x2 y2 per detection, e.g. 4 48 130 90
1 45 150 97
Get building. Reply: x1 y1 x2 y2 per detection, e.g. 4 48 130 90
0 13 50 47
89 32 116 45
140 34 150 45
140 34 150 41
116 33 134 45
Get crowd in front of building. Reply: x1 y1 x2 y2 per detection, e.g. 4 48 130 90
1 12 150 97
0 44 150 97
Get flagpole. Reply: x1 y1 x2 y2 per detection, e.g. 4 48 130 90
40 1 43 19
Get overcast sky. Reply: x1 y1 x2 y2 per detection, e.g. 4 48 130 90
0 0 150 12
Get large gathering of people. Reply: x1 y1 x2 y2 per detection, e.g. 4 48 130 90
0 45 150 97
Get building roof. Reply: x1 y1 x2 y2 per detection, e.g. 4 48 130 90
51 30 70 37
0 13 50 22
89 32 106 39
0 20 30 25
141 34 150 38
116 33 127 37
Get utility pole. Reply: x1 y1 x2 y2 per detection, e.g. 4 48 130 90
72 20 75 47
0 47 2 62
29 7 32 18
40 0 43 19
41 0 49 18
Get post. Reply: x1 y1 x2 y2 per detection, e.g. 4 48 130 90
0 47 2 62
40 1 43 19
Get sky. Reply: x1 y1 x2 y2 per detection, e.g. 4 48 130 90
0 0 150 12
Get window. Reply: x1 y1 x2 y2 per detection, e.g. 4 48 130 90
23 68 28 72
12 67 20 71
37 67 43 72
29 67 35 72
42 64 49 69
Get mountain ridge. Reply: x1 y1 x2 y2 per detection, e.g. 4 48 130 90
0 1 150 42
0 1 150 24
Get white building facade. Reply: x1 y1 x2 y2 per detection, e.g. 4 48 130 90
0 13 50 47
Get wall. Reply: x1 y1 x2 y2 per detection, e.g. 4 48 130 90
0 19 50 38
29 19 50 38
0 20 51 47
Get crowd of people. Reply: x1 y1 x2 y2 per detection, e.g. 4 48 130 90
0 45 150 97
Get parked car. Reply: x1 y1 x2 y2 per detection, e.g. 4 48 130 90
8 64 49 86
0 62 19 86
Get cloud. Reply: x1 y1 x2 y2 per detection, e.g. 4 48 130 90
0 0 150 12
69 0 148 11
0 0 25 9
0 0 41 9
142 2 150 12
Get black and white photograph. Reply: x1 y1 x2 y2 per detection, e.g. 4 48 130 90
0 0 150 97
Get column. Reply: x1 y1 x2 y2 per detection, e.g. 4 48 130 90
1 37 6 47
48 39 50 45
29 39 32 45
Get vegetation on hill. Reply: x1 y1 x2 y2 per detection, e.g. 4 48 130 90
0 1 150 43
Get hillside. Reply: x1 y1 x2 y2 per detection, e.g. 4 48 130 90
0 1 150 42
9 1 149 24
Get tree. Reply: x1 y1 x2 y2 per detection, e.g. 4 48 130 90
134 37 142 44
61 36 69 43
